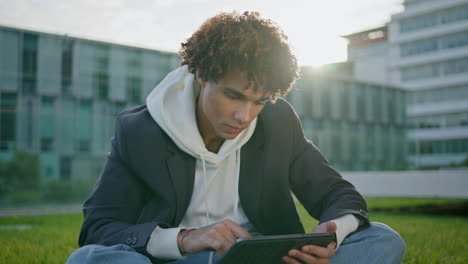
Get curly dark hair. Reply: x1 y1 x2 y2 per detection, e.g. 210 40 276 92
179 11 299 99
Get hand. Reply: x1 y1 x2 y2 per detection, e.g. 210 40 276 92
179 219 251 256
282 221 337 264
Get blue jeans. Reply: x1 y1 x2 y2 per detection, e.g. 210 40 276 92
67 222 405 264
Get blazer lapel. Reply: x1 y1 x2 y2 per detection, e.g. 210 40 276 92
166 140 196 226
239 115 266 233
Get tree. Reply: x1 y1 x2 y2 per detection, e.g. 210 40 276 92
1 152 39 190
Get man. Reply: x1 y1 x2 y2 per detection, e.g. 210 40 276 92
67 11 405 264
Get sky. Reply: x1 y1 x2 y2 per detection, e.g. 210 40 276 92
0 0 404 66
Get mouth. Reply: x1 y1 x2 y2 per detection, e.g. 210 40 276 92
224 124 245 134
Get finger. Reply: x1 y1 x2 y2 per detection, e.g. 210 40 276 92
222 219 251 238
288 249 320 264
207 235 232 255
216 225 237 245
281 255 303 264
210 222 237 244
301 244 335 259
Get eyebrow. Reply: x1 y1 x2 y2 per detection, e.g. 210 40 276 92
224 87 271 102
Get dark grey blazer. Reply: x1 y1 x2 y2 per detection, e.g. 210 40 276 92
78 99 369 262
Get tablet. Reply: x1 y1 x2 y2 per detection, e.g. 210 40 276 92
218 232 336 264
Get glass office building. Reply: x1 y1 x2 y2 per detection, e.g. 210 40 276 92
0 25 180 181
289 69 408 171
0 24 409 181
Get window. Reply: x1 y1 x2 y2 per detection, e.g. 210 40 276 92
388 91 395 123
322 85 331 118
93 45 109 100
356 87 365 120
416 139 468 154
443 58 468 75
400 12 438 33
440 5 468 25
94 73 109 100
331 133 341 163
127 49 142 76
400 5 468 33
76 100 92 152
26 99 33 148
60 156 71 180
372 88 381 121
400 38 438 57
0 93 17 151
440 31 468 50
340 83 349 120
401 64 439 81
408 85 468 105
366 125 374 157
22 33 38 95
61 39 73 95
40 97 55 151
126 77 142 104
301 83 313 117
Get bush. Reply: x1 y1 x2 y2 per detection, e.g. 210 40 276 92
42 178 96 203
9 190 43 205
0 152 40 201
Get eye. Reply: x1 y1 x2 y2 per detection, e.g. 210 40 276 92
255 101 267 106
224 91 240 100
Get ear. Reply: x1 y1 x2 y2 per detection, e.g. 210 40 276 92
195 71 207 88
199 79 207 88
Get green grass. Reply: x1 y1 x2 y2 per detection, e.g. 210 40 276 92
0 198 467 263
0 214 83 264
365 197 467 211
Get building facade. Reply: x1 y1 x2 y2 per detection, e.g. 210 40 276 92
343 26 390 85
388 0 468 167
0 25 180 181
288 69 408 171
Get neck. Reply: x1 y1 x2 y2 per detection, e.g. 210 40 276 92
204 137 224 153
195 89 224 153
196 111 224 153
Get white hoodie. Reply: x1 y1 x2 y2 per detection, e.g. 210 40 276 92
145 66 255 259
145 66 359 260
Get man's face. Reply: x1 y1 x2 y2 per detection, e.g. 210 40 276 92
196 69 271 141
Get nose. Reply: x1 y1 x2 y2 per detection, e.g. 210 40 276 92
234 102 252 124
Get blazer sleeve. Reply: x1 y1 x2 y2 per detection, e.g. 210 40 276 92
78 115 161 254
287 106 370 227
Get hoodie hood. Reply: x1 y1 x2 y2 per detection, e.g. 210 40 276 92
146 65 257 165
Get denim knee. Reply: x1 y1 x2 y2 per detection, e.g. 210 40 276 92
66 245 102 264
66 244 152 264
371 222 406 258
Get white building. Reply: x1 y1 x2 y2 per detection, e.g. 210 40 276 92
387 0 468 168
343 26 390 85
343 0 468 168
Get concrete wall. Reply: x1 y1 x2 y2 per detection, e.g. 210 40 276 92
342 169 468 198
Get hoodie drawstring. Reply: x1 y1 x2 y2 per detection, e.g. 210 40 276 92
199 155 213 264
233 150 240 221
200 155 210 226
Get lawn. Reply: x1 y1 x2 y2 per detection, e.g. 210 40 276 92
0 198 467 264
